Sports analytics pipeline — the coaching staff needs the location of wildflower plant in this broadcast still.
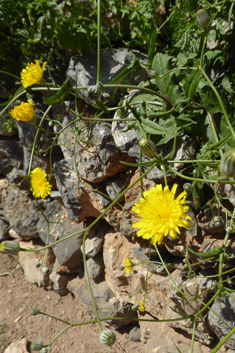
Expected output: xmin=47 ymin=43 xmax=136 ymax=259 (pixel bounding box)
xmin=1 ymin=0 xmax=235 ymax=352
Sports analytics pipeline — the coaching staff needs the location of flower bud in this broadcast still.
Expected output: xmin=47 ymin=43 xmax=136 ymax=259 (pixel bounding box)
xmin=99 ymin=330 xmax=116 ymax=346
xmin=196 ymin=9 xmax=210 ymax=29
xmin=138 ymin=138 xmax=156 ymax=158
xmin=40 ymin=348 xmax=49 ymax=353
xmin=30 ymin=342 xmax=44 ymax=351
xmin=131 ymin=304 xmax=139 ymax=311
xmin=41 ymin=266 xmax=49 ymax=274
xmin=0 ymin=241 xmax=21 ymax=254
xmin=183 ymin=183 xmax=192 ymax=193
xmin=30 ymin=308 xmax=40 ymax=316
xmin=35 ymin=262 xmax=41 ymax=268
xmin=221 ymin=149 xmax=235 ymax=177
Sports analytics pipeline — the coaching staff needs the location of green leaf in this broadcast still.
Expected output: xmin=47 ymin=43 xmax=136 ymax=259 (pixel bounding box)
xmin=221 ymin=75 xmax=233 ymax=93
xmin=152 ymin=53 xmax=187 ymax=111
xmin=152 ymin=53 xmax=172 ymax=102
xmin=141 ymin=118 xmax=175 ymax=135
xmin=130 ymin=93 xmax=159 ymax=104
xmin=184 ymin=70 xmax=201 ymax=100
xmin=37 ymin=15 xmax=45 ymax=32
xmin=192 ymin=181 xmax=204 ymax=210
xmin=199 ymin=85 xmax=223 ymax=114
xmin=42 ymin=79 xmax=70 ymax=105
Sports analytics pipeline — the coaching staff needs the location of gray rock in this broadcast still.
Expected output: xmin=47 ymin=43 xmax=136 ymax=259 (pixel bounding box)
xmin=74 ymin=121 xmax=133 ymax=183
xmin=0 ymin=219 xmax=10 ymax=241
xmin=2 ymin=185 xmax=40 ymax=238
xmin=129 ymin=326 xmax=141 ymax=342
xmin=53 ymin=159 xmax=84 ymax=221
xmin=66 ymin=49 xmax=148 ymax=105
xmin=105 ymin=179 xmax=122 ymax=201
xmin=67 ymin=277 xmax=137 ymax=328
xmin=81 ymin=219 xmax=109 ymax=258
xmin=37 ymin=200 xmax=85 ymax=267
xmin=0 ymin=139 xmax=23 ymax=175
xmin=208 ymin=293 xmax=235 ymax=349
xmin=86 ymin=255 xmax=104 ymax=280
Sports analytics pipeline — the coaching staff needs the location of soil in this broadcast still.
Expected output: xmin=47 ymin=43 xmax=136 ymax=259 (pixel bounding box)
xmin=0 ymin=254 xmax=145 ymax=353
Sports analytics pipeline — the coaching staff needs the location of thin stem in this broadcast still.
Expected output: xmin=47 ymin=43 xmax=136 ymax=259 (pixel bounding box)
xmin=198 ymin=66 xmax=235 ymax=141
xmin=96 ymin=0 xmax=101 ymax=87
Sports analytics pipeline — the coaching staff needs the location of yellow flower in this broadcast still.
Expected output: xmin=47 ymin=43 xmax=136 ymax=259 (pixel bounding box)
xmin=137 ymin=300 xmax=145 ymax=312
xmin=10 ymin=99 xmax=35 ymax=122
xmin=21 ymin=60 xmax=47 ymax=88
xmin=124 ymin=258 xmax=134 ymax=275
xmin=132 ymin=184 xmax=193 ymax=245
xmin=30 ymin=167 xmax=52 ymax=199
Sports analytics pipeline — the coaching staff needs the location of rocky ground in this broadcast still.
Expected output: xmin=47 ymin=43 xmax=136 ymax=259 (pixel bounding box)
xmin=0 ymin=254 xmax=146 ymax=353
xmin=0 ymin=253 xmax=226 ymax=353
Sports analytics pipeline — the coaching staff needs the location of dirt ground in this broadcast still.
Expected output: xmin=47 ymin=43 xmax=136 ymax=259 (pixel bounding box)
xmin=0 ymin=254 xmax=145 ymax=353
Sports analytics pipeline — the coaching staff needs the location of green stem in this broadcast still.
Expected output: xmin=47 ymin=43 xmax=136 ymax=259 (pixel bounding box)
xmin=198 ymin=66 xmax=235 ymax=141
xmin=28 ymin=105 xmax=52 ymax=174
xmin=210 ymin=325 xmax=235 ymax=353
xmin=96 ymin=0 xmax=101 ymax=88
xmin=154 ymin=245 xmax=180 ymax=291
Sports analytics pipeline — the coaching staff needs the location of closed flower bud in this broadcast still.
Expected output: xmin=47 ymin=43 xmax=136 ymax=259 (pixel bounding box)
xmin=0 ymin=241 xmax=21 ymax=254
xmin=40 ymin=348 xmax=49 ymax=353
xmin=131 ymin=303 xmax=139 ymax=311
xmin=138 ymin=138 xmax=156 ymax=158
xmin=41 ymin=266 xmax=49 ymax=274
xmin=196 ymin=9 xmax=210 ymax=29
xmin=35 ymin=262 xmax=41 ymax=268
xmin=30 ymin=342 xmax=44 ymax=351
xmin=221 ymin=149 xmax=235 ymax=177
xmin=183 ymin=183 xmax=192 ymax=193
xmin=99 ymin=330 xmax=116 ymax=346
xmin=30 ymin=308 xmax=40 ymax=316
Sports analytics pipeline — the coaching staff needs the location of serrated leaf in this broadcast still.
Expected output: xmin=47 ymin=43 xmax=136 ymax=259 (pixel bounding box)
xmin=199 ymin=86 xmax=223 ymax=114
xmin=152 ymin=53 xmax=172 ymax=102
xmin=141 ymin=118 xmax=175 ymax=135
xmin=152 ymin=53 xmax=187 ymax=112
xmin=130 ymin=94 xmax=159 ymax=104
xmin=184 ymin=70 xmax=201 ymax=100
xmin=221 ymin=75 xmax=233 ymax=93
xmin=192 ymin=181 xmax=204 ymax=210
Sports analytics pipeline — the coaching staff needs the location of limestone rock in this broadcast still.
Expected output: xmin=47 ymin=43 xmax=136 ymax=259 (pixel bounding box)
xmin=4 ymin=338 xmax=29 ymax=353
xmin=19 ymin=240 xmax=55 ymax=288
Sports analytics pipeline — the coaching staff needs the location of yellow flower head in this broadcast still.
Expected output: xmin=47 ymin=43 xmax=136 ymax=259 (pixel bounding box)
xmin=10 ymin=99 xmax=35 ymax=122
xmin=30 ymin=167 xmax=52 ymax=199
xmin=132 ymin=184 xmax=193 ymax=245
xmin=124 ymin=257 xmax=134 ymax=275
xmin=21 ymin=60 xmax=47 ymax=88
xmin=137 ymin=300 xmax=145 ymax=312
